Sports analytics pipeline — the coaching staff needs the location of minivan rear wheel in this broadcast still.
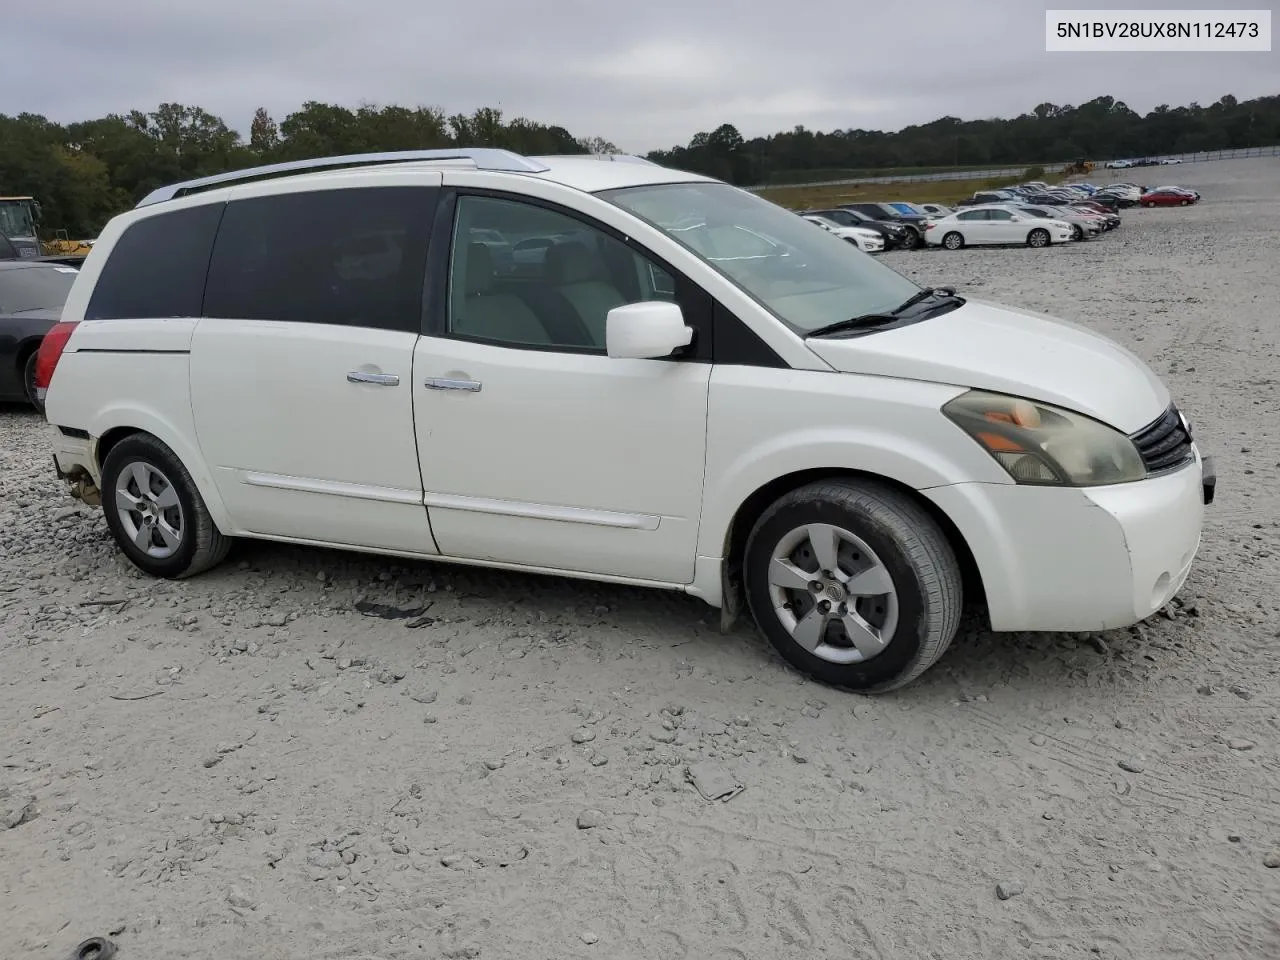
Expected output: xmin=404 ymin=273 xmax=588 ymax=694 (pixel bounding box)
xmin=743 ymin=479 xmax=962 ymax=693
xmin=101 ymin=433 xmax=232 ymax=579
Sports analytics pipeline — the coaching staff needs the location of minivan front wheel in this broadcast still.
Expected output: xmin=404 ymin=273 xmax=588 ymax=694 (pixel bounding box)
xmin=743 ymin=480 xmax=962 ymax=692
xmin=101 ymin=433 xmax=232 ymax=579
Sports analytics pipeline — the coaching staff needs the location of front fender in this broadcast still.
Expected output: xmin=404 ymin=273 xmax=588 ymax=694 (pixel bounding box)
xmin=697 ymin=368 xmax=1012 ymax=559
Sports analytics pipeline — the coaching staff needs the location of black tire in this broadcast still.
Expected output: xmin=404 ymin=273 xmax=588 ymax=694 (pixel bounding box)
xmin=21 ymin=350 xmax=42 ymax=412
xmin=1027 ymin=228 xmax=1050 ymax=248
xmin=1071 ymin=225 xmax=1083 ymax=241
xmin=942 ymin=231 xmax=964 ymax=251
xmin=743 ymin=479 xmax=962 ymax=693
xmin=101 ymin=433 xmax=232 ymax=579
xmin=898 ymin=229 xmax=921 ymax=250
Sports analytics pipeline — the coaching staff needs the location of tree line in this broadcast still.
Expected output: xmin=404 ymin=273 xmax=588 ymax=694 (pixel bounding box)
xmin=0 ymin=102 xmax=618 ymax=238
xmin=3 ymin=93 xmax=1277 ymax=237
xmin=648 ymin=94 xmax=1280 ymax=186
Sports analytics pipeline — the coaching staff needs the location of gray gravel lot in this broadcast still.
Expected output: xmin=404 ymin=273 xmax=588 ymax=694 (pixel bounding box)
xmin=2 ymin=158 xmax=1278 ymax=960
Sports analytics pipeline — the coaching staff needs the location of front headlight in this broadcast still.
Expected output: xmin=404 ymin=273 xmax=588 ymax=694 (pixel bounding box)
xmin=942 ymin=390 xmax=1147 ymax=486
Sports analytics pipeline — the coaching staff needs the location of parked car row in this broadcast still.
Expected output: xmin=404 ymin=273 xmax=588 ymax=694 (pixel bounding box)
xmin=798 ymin=203 xmax=931 ymax=250
xmin=797 ymin=173 xmax=1202 ymax=255
xmin=1106 ymin=157 xmax=1182 ymax=168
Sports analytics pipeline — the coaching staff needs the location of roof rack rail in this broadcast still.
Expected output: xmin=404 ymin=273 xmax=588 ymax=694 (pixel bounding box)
xmin=135 ymin=148 xmax=551 ymax=207
xmin=600 ymin=154 xmax=658 ymax=165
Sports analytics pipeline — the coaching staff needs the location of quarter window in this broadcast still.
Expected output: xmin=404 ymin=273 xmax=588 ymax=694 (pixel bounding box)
xmin=84 ymin=203 xmax=223 ymax=321
xmin=447 ymin=195 xmax=677 ymax=351
xmin=203 ymin=186 xmax=437 ymax=332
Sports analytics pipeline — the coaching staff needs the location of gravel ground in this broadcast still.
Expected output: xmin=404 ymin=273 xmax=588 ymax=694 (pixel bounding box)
xmin=3 ymin=157 xmax=1279 ymax=960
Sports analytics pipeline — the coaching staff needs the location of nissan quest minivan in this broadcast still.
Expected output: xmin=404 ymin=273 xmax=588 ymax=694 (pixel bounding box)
xmin=35 ymin=148 xmax=1216 ymax=692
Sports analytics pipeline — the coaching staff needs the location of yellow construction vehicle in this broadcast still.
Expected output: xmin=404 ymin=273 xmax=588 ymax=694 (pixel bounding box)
xmin=0 ymin=196 xmax=43 ymax=258
xmin=1063 ymin=159 xmax=1095 ymax=176
xmin=0 ymin=196 xmax=92 ymax=261
xmin=43 ymin=230 xmax=94 ymax=257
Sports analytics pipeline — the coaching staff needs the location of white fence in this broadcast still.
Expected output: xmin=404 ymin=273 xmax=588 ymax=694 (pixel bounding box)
xmin=746 ymin=143 xmax=1280 ymax=192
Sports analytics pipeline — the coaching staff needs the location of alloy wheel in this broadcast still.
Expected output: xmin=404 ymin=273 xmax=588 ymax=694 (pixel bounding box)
xmin=114 ymin=461 xmax=186 ymax=559
xmin=766 ymin=522 xmax=899 ymax=664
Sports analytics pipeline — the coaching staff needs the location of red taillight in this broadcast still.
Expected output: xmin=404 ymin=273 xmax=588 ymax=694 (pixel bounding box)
xmin=33 ymin=320 xmax=79 ymax=397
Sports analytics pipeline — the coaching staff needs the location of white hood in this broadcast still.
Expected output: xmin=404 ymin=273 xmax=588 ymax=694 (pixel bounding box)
xmin=806 ymin=298 xmax=1169 ymax=434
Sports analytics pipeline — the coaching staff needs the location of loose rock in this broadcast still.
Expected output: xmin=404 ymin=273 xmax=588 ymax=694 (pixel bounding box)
xmin=996 ymin=880 xmax=1025 ymax=900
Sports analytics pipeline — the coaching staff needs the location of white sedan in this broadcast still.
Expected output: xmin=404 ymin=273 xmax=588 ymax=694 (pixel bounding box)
xmin=923 ymin=205 xmax=1074 ymax=250
xmin=802 ymin=215 xmax=885 ymax=253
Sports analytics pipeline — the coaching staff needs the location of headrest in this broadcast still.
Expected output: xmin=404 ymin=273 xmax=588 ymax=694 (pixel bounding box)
xmin=545 ymin=240 xmax=602 ymax=285
xmin=464 ymin=242 xmax=494 ymax=295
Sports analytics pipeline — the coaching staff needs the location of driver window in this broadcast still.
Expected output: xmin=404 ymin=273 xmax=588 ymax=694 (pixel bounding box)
xmin=447 ymin=195 xmax=676 ymax=351
xmin=987 ymin=210 xmax=1013 ymax=221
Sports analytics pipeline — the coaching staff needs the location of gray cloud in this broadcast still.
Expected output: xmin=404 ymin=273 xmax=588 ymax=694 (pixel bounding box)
xmin=3 ymin=0 xmax=1276 ymax=152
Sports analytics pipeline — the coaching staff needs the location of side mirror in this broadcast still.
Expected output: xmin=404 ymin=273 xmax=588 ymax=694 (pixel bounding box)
xmin=606 ymin=301 xmax=693 ymax=360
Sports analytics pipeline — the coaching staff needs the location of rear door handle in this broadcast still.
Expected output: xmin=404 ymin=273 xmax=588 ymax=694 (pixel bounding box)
xmin=347 ymin=371 xmax=400 ymax=386
xmin=424 ymin=378 xmax=482 ymax=393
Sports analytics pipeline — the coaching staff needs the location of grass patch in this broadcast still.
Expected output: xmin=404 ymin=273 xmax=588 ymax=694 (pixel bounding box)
xmin=757 ymin=169 xmax=1065 ymax=211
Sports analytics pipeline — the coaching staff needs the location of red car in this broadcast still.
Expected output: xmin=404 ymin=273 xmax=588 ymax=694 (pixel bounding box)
xmin=1140 ymin=189 xmax=1198 ymax=207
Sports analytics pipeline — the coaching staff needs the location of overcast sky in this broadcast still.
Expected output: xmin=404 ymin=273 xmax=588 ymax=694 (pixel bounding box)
xmin=4 ymin=0 xmax=1276 ymax=152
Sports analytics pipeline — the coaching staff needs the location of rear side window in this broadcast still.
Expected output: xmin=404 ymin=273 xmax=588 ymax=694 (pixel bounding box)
xmin=84 ymin=203 xmax=224 ymax=321
xmin=203 ymin=186 xmax=437 ymax=333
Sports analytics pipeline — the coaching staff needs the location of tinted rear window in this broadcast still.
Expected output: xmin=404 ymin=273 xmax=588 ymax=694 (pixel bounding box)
xmin=202 ymin=186 xmax=437 ymax=333
xmin=85 ymin=203 xmax=224 ymax=321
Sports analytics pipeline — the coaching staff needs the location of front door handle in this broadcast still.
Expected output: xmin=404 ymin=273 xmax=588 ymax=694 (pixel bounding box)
xmin=347 ymin=371 xmax=400 ymax=386
xmin=424 ymin=378 xmax=482 ymax=393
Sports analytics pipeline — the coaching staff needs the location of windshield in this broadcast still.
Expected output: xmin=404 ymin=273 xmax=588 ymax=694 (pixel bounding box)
xmin=599 ymin=182 xmax=920 ymax=335
xmin=0 ymin=266 xmax=77 ymax=314
xmin=0 ymin=201 xmax=37 ymax=239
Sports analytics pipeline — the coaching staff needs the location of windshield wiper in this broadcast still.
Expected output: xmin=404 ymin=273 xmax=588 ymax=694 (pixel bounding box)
xmin=805 ymin=314 xmax=900 ymax=338
xmin=806 ymin=286 xmax=961 ymax=339
xmin=892 ymin=286 xmax=956 ymax=313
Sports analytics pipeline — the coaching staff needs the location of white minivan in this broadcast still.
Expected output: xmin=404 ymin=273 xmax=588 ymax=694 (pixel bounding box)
xmin=36 ymin=148 xmax=1216 ymax=693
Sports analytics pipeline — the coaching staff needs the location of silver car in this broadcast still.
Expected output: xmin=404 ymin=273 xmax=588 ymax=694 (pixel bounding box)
xmin=997 ymin=203 xmax=1103 ymax=241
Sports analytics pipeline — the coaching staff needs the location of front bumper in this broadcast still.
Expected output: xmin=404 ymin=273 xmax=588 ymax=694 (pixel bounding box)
xmin=926 ymin=451 xmax=1213 ymax=632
